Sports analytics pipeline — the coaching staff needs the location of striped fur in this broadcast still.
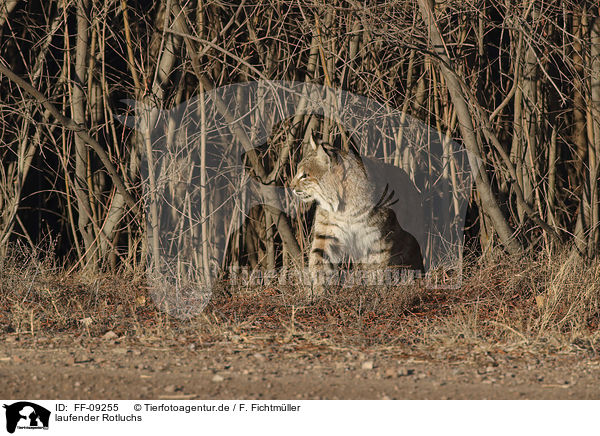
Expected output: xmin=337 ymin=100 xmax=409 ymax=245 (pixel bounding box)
xmin=290 ymin=136 xmax=424 ymax=289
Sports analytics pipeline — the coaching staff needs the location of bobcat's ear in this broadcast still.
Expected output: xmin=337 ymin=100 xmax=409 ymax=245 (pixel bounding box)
xmin=309 ymin=135 xmax=318 ymax=151
xmin=315 ymin=142 xmax=331 ymax=167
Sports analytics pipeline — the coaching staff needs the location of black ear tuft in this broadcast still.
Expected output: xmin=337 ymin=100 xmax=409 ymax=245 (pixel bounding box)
xmin=321 ymin=143 xmax=343 ymax=164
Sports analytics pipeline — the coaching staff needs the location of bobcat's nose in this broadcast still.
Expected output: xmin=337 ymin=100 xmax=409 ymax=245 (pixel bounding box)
xmin=290 ymin=176 xmax=300 ymax=192
xmin=290 ymin=181 xmax=301 ymax=196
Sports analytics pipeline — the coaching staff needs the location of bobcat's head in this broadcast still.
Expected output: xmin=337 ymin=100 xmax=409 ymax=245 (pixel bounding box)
xmin=290 ymin=136 xmax=339 ymax=211
xmin=290 ymin=136 xmax=366 ymax=213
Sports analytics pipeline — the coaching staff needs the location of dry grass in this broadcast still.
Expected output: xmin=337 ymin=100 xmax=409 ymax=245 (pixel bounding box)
xmin=1 ymin=243 xmax=599 ymax=357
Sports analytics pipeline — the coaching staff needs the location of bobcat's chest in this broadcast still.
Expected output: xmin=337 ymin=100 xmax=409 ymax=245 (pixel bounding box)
xmin=322 ymin=211 xmax=382 ymax=262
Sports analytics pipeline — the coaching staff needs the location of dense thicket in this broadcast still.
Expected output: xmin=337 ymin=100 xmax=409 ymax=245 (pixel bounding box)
xmin=0 ymin=0 xmax=599 ymax=274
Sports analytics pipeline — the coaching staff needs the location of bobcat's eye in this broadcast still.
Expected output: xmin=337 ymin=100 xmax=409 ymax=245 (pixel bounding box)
xmin=298 ymin=172 xmax=307 ymax=180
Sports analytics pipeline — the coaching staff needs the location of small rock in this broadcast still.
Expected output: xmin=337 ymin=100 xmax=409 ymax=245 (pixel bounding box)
xmin=398 ymin=368 xmax=415 ymax=377
xmin=253 ymin=353 xmax=265 ymax=361
xmin=164 ymin=385 xmax=176 ymax=393
xmin=102 ymin=331 xmax=118 ymax=340
xmin=79 ymin=317 xmax=93 ymax=327
xmin=212 ymin=374 xmax=225 ymax=383
xmin=361 ymin=360 xmax=374 ymax=370
xmin=384 ymin=368 xmax=397 ymax=378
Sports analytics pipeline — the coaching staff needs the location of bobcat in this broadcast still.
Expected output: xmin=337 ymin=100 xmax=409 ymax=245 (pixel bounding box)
xmin=290 ymin=136 xmax=424 ymax=293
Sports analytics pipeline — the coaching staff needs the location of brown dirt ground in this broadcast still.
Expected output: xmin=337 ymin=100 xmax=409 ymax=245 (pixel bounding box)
xmin=2 ymin=251 xmax=600 ymax=400
xmin=1 ymin=333 xmax=599 ymax=400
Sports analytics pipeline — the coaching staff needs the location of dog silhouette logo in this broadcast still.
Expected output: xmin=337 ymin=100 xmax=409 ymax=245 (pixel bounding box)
xmin=3 ymin=402 xmax=50 ymax=433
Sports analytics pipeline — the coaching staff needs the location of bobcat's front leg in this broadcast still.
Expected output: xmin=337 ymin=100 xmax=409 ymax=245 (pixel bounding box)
xmin=307 ymin=242 xmax=333 ymax=298
xmin=307 ymin=228 xmax=341 ymax=298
